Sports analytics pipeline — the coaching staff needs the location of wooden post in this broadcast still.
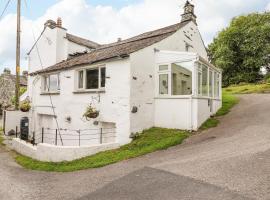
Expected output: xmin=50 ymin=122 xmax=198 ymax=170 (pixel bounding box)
xmin=15 ymin=0 xmax=21 ymax=110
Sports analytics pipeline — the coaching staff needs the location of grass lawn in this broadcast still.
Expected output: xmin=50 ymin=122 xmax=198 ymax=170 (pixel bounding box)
xmin=15 ymin=128 xmax=190 ymax=172
xmin=0 ymin=128 xmax=5 ymax=146
xmin=224 ymin=83 xmax=270 ymax=94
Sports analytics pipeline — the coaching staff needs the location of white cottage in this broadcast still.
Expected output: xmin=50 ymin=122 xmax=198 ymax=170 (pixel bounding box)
xmin=26 ymin=1 xmax=222 ymax=148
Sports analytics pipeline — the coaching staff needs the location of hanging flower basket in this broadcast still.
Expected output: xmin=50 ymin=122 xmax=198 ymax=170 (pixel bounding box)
xmin=20 ymin=100 xmax=31 ymax=112
xmin=83 ymin=105 xmax=99 ymax=120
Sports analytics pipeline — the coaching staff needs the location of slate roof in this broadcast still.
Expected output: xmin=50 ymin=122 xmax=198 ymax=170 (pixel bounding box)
xmin=66 ymin=33 xmax=101 ymax=49
xmin=31 ymin=21 xmax=189 ymax=75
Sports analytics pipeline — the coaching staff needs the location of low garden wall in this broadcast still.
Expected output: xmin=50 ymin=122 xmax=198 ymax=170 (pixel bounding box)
xmin=12 ymin=138 xmax=120 ymax=162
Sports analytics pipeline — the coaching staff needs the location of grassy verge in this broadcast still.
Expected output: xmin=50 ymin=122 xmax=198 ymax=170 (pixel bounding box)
xmin=199 ymin=89 xmax=239 ymax=130
xmin=224 ymin=83 xmax=270 ymax=94
xmin=15 ymin=128 xmax=189 ymax=172
xmin=0 ymin=128 xmax=4 ymax=146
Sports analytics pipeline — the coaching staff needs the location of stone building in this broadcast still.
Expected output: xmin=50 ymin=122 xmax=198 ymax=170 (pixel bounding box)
xmin=0 ymin=68 xmax=28 ymax=112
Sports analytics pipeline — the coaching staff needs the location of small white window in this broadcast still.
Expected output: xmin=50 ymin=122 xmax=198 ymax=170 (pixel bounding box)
xmin=76 ymin=66 xmax=106 ymax=90
xmin=43 ymin=74 xmax=60 ymax=92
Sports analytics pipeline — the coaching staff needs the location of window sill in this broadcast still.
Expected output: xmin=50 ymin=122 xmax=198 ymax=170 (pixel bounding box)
xmin=73 ymin=90 xmax=105 ymax=94
xmin=40 ymin=92 xmax=60 ymax=95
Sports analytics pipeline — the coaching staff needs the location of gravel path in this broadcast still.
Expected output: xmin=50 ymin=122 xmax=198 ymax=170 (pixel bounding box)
xmin=1 ymin=94 xmax=270 ymax=200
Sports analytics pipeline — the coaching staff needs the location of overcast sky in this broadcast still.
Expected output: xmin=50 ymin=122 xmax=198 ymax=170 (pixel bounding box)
xmin=0 ymin=0 xmax=269 ymax=73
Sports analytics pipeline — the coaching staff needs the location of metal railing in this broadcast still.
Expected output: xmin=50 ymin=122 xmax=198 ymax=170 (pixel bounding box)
xmin=15 ymin=127 xmax=116 ymax=147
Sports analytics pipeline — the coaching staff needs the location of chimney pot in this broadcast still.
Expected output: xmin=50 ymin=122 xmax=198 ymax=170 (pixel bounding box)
xmin=57 ymin=17 xmax=62 ymax=28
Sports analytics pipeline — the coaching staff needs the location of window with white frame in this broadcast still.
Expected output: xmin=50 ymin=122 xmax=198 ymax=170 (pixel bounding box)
xmin=76 ymin=66 xmax=106 ymax=90
xmin=157 ymin=62 xmax=193 ymax=96
xmin=171 ymin=63 xmax=192 ymax=95
xmin=43 ymin=74 xmax=60 ymax=92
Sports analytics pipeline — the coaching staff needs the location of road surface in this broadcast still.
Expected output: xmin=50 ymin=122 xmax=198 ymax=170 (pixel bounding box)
xmin=1 ymin=94 xmax=270 ymax=200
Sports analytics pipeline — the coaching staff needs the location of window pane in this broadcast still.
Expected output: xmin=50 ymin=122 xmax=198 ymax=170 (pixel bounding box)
xmin=86 ymin=69 xmax=99 ymax=89
xmin=78 ymin=71 xmax=84 ymax=89
xmin=49 ymin=74 xmax=59 ymax=91
xmin=44 ymin=76 xmax=48 ymax=91
xmin=159 ymin=74 xmax=168 ymax=95
xmin=159 ymin=65 xmax=168 ymax=71
xmin=202 ymin=65 xmax=208 ymax=96
xmin=214 ymin=73 xmax=220 ymax=98
xmin=209 ymin=70 xmax=213 ymax=97
xmin=101 ymin=67 xmax=106 ymax=88
xmin=171 ymin=63 xmax=192 ymax=95
xmin=198 ymin=72 xmax=202 ymax=95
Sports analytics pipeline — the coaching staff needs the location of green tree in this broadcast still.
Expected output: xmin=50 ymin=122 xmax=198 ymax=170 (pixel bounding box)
xmin=208 ymin=12 xmax=270 ymax=86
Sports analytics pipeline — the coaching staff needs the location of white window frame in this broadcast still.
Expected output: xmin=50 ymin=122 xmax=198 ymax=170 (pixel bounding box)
xmin=75 ymin=65 xmax=106 ymax=92
xmin=42 ymin=73 xmax=60 ymax=93
xmin=156 ymin=61 xmax=194 ymax=98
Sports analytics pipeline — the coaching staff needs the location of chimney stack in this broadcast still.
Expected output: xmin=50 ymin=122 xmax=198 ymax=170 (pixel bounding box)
xmin=117 ymin=38 xmax=122 ymax=42
xmin=181 ymin=1 xmax=197 ymax=24
xmin=22 ymin=71 xmax=28 ymax=77
xmin=57 ymin=17 xmax=62 ymax=28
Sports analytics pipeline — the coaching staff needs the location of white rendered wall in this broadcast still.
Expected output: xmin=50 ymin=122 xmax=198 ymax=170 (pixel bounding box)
xmin=12 ymin=138 xmax=119 ymax=162
xmin=3 ymin=111 xmax=29 ymax=135
xmin=129 ymin=21 xmax=208 ymax=134
xmin=29 ymin=58 xmax=131 ymax=146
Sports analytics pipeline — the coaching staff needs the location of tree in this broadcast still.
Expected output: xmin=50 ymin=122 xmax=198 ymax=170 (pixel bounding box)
xmin=208 ymin=12 xmax=270 ymax=86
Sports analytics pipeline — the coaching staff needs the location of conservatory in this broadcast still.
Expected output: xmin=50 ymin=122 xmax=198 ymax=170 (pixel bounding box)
xmin=154 ymin=51 xmax=222 ymax=130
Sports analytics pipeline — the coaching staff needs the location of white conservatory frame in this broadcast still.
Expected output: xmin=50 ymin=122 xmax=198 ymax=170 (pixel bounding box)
xmin=155 ymin=51 xmax=222 ymax=100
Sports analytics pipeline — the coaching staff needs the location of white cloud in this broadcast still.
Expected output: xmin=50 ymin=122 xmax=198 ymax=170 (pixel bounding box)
xmin=267 ymin=2 xmax=270 ymax=10
xmin=0 ymin=0 xmax=268 ymax=73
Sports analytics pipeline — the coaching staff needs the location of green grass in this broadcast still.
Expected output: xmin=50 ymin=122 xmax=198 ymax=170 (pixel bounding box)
xmin=224 ymin=83 xmax=270 ymax=94
xmin=15 ymin=128 xmax=190 ymax=172
xmin=0 ymin=128 xmax=4 ymax=146
xmin=200 ymin=118 xmax=220 ymax=130
xmin=216 ymin=91 xmax=239 ymax=116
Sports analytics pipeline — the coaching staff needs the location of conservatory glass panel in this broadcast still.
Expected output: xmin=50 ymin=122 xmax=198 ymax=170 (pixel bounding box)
xmin=159 ymin=65 xmax=169 ymax=71
xmin=209 ymin=70 xmax=213 ymax=97
xmin=202 ymin=65 xmax=208 ymax=96
xmin=214 ymin=72 xmax=220 ymax=98
xmin=159 ymin=74 xmax=169 ymax=95
xmin=171 ymin=63 xmax=192 ymax=95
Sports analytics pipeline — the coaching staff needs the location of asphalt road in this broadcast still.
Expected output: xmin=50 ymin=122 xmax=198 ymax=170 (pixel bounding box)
xmin=1 ymin=94 xmax=270 ymax=200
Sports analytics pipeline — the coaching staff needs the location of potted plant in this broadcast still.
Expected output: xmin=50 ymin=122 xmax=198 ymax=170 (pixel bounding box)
xmin=20 ymin=100 xmax=31 ymax=112
xmin=83 ymin=104 xmax=99 ymax=120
